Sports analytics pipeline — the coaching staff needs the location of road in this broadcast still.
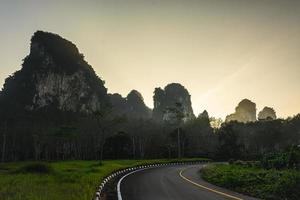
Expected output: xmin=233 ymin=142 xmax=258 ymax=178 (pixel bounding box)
xmin=119 ymin=164 xmax=260 ymax=200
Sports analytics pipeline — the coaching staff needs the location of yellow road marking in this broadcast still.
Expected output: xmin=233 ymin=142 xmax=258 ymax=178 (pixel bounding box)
xmin=179 ymin=167 xmax=243 ymax=200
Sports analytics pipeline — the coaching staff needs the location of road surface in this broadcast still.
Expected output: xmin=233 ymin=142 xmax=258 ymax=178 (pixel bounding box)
xmin=119 ymin=164 xmax=259 ymax=200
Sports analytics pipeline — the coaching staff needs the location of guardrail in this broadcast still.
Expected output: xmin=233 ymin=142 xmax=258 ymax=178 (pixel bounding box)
xmin=94 ymin=161 xmax=210 ymax=200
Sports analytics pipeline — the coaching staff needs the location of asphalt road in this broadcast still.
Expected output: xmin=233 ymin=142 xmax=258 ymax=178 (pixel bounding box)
xmin=119 ymin=164 xmax=260 ymax=200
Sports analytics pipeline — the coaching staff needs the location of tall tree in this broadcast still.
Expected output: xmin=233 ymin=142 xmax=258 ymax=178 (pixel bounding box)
xmin=94 ymin=108 xmax=125 ymax=163
xmin=1 ymin=121 xmax=7 ymax=162
xmin=165 ymin=102 xmax=185 ymax=158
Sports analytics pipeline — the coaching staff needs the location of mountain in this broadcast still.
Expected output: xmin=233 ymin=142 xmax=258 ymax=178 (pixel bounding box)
xmin=198 ymin=110 xmax=209 ymax=119
xmin=153 ymin=83 xmax=195 ymax=122
xmin=0 ymin=31 xmax=109 ymax=115
xmin=126 ymin=90 xmax=152 ymax=119
xmin=109 ymin=90 xmax=151 ymax=120
xmin=225 ymin=99 xmax=256 ymax=123
xmin=258 ymin=106 xmax=277 ymax=120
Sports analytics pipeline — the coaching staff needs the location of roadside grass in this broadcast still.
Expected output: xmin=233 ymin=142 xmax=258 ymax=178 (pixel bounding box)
xmin=200 ymin=163 xmax=300 ymax=200
xmin=0 ymin=158 xmax=210 ymax=200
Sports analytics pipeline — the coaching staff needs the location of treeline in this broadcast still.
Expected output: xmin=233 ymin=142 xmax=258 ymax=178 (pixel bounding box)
xmin=0 ymin=110 xmax=213 ymax=161
xmin=217 ymin=115 xmax=300 ymax=160
xmin=0 ymin=109 xmax=299 ymax=162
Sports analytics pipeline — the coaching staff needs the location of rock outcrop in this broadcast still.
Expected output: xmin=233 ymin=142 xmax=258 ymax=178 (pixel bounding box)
xmin=109 ymin=90 xmax=151 ymax=120
xmin=198 ymin=110 xmax=209 ymax=119
xmin=109 ymin=93 xmax=127 ymax=116
xmin=226 ymin=99 xmax=256 ymax=123
xmin=258 ymin=107 xmax=276 ymax=120
xmin=153 ymin=83 xmax=195 ymax=123
xmin=0 ymin=31 xmax=109 ymax=114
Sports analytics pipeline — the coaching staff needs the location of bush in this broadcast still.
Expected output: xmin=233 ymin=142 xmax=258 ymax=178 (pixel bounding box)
xmin=231 ymin=160 xmax=259 ymax=168
xmin=233 ymin=160 xmax=246 ymax=166
xmin=228 ymin=158 xmax=235 ymax=164
xmin=201 ymin=164 xmax=300 ymax=200
xmin=16 ymin=162 xmax=53 ymax=174
xmin=260 ymin=146 xmax=300 ymax=169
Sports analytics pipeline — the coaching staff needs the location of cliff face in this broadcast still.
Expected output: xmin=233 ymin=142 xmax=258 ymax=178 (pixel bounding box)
xmin=258 ymin=107 xmax=277 ymax=120
xmin=126 ymin=90 xmax=152 ymax=119
xmin=153 ymin=83 xmax=195 ymax=123
xmin=0 ymin=31 xmax=109 ymax=114
xmin=109 ymin=90 xmax=151 ymax=120
xmin=226 ymin=99 xmax=256 ymax=123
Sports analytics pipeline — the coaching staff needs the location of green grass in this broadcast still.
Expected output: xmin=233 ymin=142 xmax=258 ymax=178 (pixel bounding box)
xmin=201 ymin=163 xmax=300 ymax=200
xmin=0 ymin=158 xmax=210 ymax=200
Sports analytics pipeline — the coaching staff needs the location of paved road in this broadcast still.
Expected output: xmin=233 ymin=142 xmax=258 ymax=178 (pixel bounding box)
xmin=119 ymin=164 xmax=260 ymax=200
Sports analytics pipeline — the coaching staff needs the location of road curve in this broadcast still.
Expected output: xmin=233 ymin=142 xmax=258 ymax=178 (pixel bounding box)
xmin=119 ymin=164 xmax=260 ymax=200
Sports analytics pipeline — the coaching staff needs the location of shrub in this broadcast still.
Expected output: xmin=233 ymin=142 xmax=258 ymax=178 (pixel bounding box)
xmin=260 ymin=146 xmax=300 ymax=169
xmin=16 ymin=162 xmax=53 ymax=174
xmin=201 ymin=164 xmax=300 ymax=200
xmin=228 ymin=158 xmax=235 ymax=164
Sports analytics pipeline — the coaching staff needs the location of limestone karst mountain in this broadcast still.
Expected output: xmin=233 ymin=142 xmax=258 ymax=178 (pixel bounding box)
xmin=153 ymin=83 xmax=195 ymax=123
xmin=0 ymin=30 xmax=277 ymax=126
xmin=225 ymin=99 xmax=256 ymax=123
xmin=126 ymin=90 xmax=152 ymax=119
xmin=258 ymin=106 xmax=277 ymax=120
xmin=0 ymin=31 xmax=109 ymax=115
xmin=109 ymin=93 xmax=127 ymax=115
xmin=109 ymin=90 xmax=151 ymax=119
xmin=0 ymin=31 xmax=192 ymax=124
xmin=198 ymin=110 xmax=209 ymax=119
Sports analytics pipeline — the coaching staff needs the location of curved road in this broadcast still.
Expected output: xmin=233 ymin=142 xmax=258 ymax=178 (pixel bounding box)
xmin=119 ymin=164 xmax=259 ymax=200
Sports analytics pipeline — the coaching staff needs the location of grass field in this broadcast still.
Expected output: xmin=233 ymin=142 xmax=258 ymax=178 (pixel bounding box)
xmin=201 ymin=163 xmax=300 ymax=200
xmin=0 ymin=158 xmax=209 ymax=200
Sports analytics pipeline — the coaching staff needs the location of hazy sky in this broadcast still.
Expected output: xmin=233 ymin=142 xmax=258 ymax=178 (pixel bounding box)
xmin=1 ymin=0 xmax=300 ymax=119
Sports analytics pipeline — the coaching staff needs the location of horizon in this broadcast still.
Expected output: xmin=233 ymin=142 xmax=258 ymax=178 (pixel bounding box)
xmin=1 ymin=0 xmax=300 ymax=119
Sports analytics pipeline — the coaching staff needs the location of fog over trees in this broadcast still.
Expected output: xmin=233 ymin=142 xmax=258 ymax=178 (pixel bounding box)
xmin=0 ymin=31 xmax=299 ymax=162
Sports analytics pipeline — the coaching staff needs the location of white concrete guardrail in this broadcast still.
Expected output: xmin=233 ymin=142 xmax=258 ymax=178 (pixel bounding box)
xmin=94 ymin=160 xmax=210 ymax=200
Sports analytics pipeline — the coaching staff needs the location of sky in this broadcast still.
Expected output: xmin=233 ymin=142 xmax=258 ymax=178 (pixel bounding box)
xmin=0 ymin=0 xmax=300 ymax=119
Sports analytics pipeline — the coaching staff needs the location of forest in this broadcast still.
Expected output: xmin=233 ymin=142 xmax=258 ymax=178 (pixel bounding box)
xmin=1 ymin=107 xmax=299 ymax=163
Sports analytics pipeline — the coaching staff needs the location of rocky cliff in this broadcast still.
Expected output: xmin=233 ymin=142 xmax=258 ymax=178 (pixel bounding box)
xmin=109 ymin=90 xmax=151 ymax=120
xmin=153 ymin=83 xmax=195 ymax=123
xmin=226 ymin=99 xmax=256 ymax=123
xmin=258 ymin=106 xmax=277 ymax=120
xmin=0 ymin=31 xmax=109 ymax=114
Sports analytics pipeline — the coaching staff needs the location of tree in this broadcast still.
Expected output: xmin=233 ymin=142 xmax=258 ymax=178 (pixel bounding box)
xmin=209 ymin=117 xmax=223 ymax=129
xmin=104 ymin=132 xmax=132 ymax=159
xmin=217 ymin=122 xmax=245 ymax=160
xmin=165 ymin=102 xmax=185 ymax=158
xmin=1 ymin=121 xmax=7 ymax=162
xmin=94 ymin=108 xmax=125 ymax=163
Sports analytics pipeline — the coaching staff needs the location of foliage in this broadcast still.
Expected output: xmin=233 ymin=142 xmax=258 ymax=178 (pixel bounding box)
xmin=260 ymin=145 xmax=300 ymax=169
xmin=201 ymin=163 xmax=300 ymax=200
xmin=1 ymin=112 xmax=300 ymax=162
xmin=15 ymin=162 xmax=53 ymax=174
xmin=230 ymin=160 xmax=261 ymax=168
xmin=104 ymin=132 xmax=132 ymax=159
xmin=216 ymin=116 xmax=300 ymax=160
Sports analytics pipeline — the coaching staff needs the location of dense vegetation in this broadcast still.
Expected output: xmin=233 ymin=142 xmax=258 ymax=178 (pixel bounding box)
xmin=201 ymin=164 xmax=300 ymax=200
xmin=1 ymin=111 xmax=300 ymax=162
xmin=216 ymin=116 xmax=300 ymax=160
xmin=201 ymin=147 xmax=300 ymax=200
xmin=0 ymin=158 xmax=209 ymax=200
